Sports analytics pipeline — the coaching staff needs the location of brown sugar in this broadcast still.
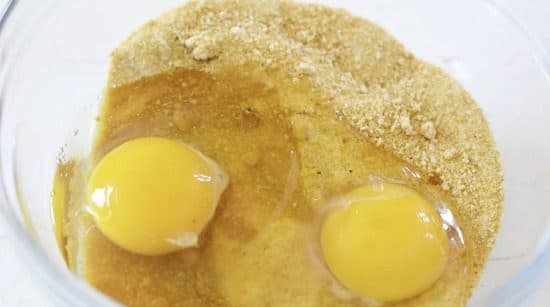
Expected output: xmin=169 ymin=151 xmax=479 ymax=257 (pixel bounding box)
xmin=55 ymin=1 xmax=503 ymax=306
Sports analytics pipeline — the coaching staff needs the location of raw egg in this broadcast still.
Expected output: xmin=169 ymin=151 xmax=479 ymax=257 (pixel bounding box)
xmin=87 ymin=137 xmax=228 ymax=255
xmin=320 ymin=183 xmax=449 ymax=302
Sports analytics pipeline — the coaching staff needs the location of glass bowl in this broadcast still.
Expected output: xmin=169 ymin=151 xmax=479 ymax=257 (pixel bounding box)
xmin=0 ymin=0 xmax=548 ymax=306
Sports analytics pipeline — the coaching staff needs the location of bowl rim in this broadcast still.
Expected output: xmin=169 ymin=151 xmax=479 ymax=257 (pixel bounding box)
xmin=0 ymin=0 xmax=547 ymax=306
xmin=0 ymin=0 xmax=120 ymax=305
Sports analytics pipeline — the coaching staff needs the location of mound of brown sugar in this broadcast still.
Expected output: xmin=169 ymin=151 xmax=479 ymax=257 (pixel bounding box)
xmin=96 ymin=0 xmax=503 ymax=305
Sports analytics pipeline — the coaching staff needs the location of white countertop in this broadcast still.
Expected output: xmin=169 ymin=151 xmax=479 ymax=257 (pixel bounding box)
xmin=0 ymin=0 xmax=548 ymax=306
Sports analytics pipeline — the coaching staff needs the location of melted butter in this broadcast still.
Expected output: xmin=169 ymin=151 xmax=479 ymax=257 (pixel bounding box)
xmin=53 ymin=67 xmax=468 ymax=306
xmin=51 ymin=162 xmax=74 ymax=264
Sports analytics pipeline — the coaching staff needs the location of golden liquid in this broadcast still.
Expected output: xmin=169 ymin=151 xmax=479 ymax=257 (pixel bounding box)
xmin=51 ymin=161 xmax=74 ymax=264
xmin=53 ymin=67 xmax=468 ymax=306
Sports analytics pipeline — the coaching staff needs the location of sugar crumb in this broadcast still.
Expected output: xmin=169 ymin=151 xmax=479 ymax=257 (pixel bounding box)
xmin=420 ymin=121 xmax=436 ymax=140
xmin=399 ymin=114 xmax=415 ymax=135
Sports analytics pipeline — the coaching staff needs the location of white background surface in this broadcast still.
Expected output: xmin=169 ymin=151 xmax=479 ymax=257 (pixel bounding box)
xmin=0 ymin=0 xmax=548 ymax=306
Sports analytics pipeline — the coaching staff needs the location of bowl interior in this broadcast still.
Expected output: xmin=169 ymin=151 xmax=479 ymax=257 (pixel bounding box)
xmin=0 ymin=0 xmax=548 ymax=305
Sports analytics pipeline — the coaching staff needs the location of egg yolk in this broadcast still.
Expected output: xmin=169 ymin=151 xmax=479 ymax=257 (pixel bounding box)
xmin=87 ymin=137 xmax=228 ymax=255
xmin=320 ymin=183 xmax=449 ymax=302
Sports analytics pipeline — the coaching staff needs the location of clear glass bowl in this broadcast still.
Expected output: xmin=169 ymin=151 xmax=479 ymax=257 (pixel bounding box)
xmin=0 ymin=0 xmax=548 ymax=306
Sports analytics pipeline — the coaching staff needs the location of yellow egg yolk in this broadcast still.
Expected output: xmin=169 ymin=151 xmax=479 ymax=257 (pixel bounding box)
xmin=320 ymin=183 xmax=449 ymax=302
xmin=87 ymin=137 xmax=228 ymax=255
